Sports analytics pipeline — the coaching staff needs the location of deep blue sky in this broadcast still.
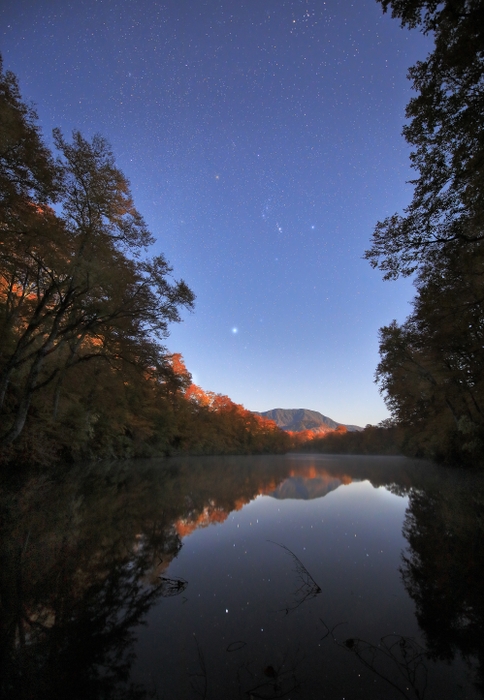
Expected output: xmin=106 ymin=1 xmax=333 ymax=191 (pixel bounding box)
xmin=1 ymin=0 xmax=431 ymax=426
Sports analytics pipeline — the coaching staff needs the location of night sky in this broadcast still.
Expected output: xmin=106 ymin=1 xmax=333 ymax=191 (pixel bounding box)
xmin=1 ymin=0 xmax=431 ymax=426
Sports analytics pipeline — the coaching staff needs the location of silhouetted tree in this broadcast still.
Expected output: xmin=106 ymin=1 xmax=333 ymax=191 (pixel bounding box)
xmin=0 ymin=59 xmax=289 ymax=464
xmin=364 ymin=1 xmax=484 ymax=465
xmin=365 ymin=0 xmax=484 ymax=280
xmin=0 ymin=60 xmax=194 ymax=456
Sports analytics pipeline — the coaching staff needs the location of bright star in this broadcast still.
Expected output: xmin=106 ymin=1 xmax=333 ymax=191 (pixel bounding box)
xmin=232 ymin=327 xmax=238 ymax=334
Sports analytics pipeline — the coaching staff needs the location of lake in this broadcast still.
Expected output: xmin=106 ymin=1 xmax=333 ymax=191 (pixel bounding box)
xmin=1 ymin=454 xmax=483 ymax=699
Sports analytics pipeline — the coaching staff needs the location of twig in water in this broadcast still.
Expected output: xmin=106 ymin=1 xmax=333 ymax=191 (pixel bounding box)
xmin=189 ymin=635 xmax=208 ymax=699
xmin=319 ymin=619 xmax=347 ymax=641
xmin=268 ymin=540 xmax=321 ymax=614
xmin=320 ymin=619 xmax=428 ymax=700
xmin=158 ymin=576 xmax=187 ymax=597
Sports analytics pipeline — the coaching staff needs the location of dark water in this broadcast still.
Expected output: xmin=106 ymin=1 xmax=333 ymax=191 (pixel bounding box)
xmin=1 ymin=454 xmax=483 ymax=699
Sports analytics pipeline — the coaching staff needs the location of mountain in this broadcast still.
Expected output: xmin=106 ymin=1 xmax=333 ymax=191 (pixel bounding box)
xmin=255 ymin=408 xmax=362 ymax=433
xmin=268 ymin=474 xmax=346 ymax=500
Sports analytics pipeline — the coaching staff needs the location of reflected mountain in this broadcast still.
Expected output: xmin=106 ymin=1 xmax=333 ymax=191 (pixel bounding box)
xmin=268 ymin=474 xmax=350 ymax=500
xmin=266 ymin=460 xmax=363 ymax=499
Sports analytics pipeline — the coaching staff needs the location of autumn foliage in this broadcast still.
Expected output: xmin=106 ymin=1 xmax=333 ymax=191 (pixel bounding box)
xmin=166 ymin=361 xmax=291 ymax=455
xmin=0 ymin=61 xmax=290 ymax=466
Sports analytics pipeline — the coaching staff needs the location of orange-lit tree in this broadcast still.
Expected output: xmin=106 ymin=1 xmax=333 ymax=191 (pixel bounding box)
xmin=0 ymin=61 xmax=194 ymax=455
xmin=0 ymin=59 xmax=290 ymax=463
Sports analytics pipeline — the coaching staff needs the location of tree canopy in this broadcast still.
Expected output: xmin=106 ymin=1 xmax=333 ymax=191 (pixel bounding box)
xmin=0 ymin=59 xmax=293 ymax=464
xmin=367 ymin=0 xmax=484 ymax=464
xmin=366 ymin=0 xmax=484 ymax=280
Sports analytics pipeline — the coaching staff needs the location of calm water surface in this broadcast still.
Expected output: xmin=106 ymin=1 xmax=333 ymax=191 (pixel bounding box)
xmin=1 ymin=454 xmax=483 ymax=699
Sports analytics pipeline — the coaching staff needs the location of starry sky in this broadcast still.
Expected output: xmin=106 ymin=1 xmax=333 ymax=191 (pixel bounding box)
xmin=1 ymin=0 xmax=431 ymax=426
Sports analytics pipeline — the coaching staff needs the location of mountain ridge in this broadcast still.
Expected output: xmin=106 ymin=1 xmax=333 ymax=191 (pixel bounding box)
xmin=255 ymin=408 xmax=363 ymax=433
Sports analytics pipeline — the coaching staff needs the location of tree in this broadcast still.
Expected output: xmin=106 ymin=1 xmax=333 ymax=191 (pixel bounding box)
xmin=0 ymin=59 xmax=289 ymax=462
xmin=365 ymin=1 xmax=484 ymax=463
xmin=376 ymin=247 xmax=484 ymax=460
xmin=0 ymin=62 xmax=194 ymax=450
xmin=365 ymin=0 xmax=484 ymax=280
xmin=0 ymin=56 xmax=59 ymax=223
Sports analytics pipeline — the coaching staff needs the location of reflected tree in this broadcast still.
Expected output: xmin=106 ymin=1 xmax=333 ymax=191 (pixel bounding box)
xmin=0 ymin=456 xmax=303 ymax=699
xmin=0 ymin=464 xmax=186 ymax=700
xmin=401 ymin=474 xmax=484 ymax=694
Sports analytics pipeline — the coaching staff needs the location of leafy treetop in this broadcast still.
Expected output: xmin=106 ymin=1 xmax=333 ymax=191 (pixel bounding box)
xmin=366 ymin=0 xmax=484 ymax=279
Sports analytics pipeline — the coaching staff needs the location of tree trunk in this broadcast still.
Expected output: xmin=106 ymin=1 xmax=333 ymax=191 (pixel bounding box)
xmin=0 ymin=336 xmax=53 ymax=445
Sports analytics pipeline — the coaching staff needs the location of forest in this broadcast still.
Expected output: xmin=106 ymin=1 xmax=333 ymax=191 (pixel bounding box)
xmin=1 ymin=0 xmax=483 ymax=468
xmin=0 ymin=58 xmax=290 ymax=465
xmin=364 ymin=0 xmax=484 ymax=467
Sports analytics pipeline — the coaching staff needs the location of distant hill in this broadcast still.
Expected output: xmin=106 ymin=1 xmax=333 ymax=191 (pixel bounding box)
xmin=256 ymin=408 xmax=362 ymax=433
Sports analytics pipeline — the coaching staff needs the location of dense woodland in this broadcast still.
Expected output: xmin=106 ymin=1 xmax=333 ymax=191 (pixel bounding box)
xmin=1 ymin=0 xmax=483 ymax=468
xmin=297 ymin=423 xmax=403 ymax=456
xmin=0 ymin=59 xmax=290 ymax=465
xmin=364 ymin=0 xmax=484 ymax=466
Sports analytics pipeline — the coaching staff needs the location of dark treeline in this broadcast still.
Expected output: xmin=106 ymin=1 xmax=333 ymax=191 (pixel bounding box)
xmin=0 ymin=59 xmax=290 ymax=466
xmin=363 ymin=0 xmax=484 ymax=466
xmin=297 ymin=423 xmax=403 ymax=456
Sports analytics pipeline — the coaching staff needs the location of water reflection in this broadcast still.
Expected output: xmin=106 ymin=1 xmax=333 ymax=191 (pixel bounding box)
xmin=0 ymin=455 xmax=482 ymax=699
xmin=0 ymin=466 xmax=183 ymax=699
xmin=401 ymin=469 xmax=484 ymax=696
